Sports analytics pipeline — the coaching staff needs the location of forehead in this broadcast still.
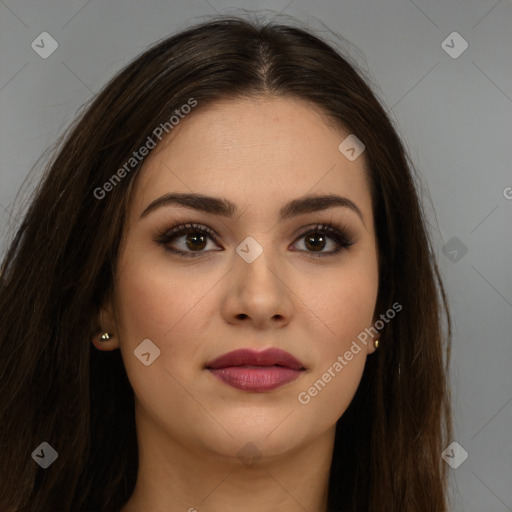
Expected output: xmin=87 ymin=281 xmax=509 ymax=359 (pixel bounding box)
xmin=131 ymin=96 xmax=373 ymax=227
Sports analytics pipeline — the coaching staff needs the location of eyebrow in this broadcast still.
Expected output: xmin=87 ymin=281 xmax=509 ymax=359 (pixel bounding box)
xmin=140 ymin=192 xmax=366 ymax=226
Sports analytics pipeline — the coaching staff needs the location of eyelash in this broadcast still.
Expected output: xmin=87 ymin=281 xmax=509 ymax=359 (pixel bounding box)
xmin=155 ymin=221 xmax=356 ymax=259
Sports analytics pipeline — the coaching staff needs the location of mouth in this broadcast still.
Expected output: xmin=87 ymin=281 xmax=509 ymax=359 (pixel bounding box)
xmin=205 ymin=348 xmax=306 ymax=392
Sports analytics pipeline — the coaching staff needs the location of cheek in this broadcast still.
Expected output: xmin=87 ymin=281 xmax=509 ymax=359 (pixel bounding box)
xmin=115 ymin=254 xmax=213 ymax=344
xmin=294 ymin=268 xmax=377 ymax=421
xmin=113 ymin=253 xmax=223 ymax=399
xmin=113 ymin=257 xmax=217 ymax=430
xmin=307 ymin=261 xmax=379 ymax=352
xmin=296 ymin=350 xmax=366 ymax=438
xmin=293 ymin=265 xmax=377 ymax=414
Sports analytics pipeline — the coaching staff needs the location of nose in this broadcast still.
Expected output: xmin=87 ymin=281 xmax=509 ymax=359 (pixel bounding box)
xmin=221 ymin=245 xmax=294 ymax=330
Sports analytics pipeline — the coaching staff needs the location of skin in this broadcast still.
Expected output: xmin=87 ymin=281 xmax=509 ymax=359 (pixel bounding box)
xmin=95 ymin=96 xmax=380 ymax=512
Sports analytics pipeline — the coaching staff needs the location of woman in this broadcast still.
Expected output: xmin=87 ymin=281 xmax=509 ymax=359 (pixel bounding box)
xmin=0 ymin=16 xmax=452 ymax=512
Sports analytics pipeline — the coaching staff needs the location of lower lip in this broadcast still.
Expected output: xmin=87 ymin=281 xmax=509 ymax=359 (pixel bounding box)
xmin=208 ymin=366 xmax=303 ymax=392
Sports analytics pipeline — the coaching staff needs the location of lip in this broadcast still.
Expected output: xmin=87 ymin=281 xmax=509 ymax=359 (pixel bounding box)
xmin=205 ymin=348 xmax=306 ymax=392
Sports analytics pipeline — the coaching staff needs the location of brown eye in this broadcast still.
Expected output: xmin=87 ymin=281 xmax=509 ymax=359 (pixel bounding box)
xmin=155 ymin=223 xmax=221 ymax=258
xmin=292 ymin=223 xmax=355 ymax=257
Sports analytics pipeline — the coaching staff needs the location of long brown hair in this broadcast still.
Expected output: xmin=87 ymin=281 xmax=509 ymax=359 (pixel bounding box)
xmin=0 ymin=15 xmax=452 ymax=512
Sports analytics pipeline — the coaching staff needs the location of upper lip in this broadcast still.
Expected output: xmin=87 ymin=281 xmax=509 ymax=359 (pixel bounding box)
xmin=206 ymin=348 xmax=305 ymax=370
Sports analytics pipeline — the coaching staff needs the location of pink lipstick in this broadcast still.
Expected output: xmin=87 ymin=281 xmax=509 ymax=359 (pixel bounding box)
xmin=205 ymin=348 xmax=306 ymax=392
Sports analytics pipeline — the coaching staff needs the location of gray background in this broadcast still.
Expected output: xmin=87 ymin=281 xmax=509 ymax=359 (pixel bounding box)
xmin=1 ymin=1 xmax=511 ymax=510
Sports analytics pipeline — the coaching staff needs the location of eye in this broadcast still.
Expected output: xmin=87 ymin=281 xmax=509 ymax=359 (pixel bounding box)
xmin=291 ymin=222 xmax=356 ymax=257
xmin=155 ymin=221 xmax=356 ymax=259
xmin=155 ymin=223 xmax=221 ymax=258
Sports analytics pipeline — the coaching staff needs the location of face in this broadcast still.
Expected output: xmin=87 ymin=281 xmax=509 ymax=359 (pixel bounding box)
xmin=101 ymin=96 xmax=379 ymax=462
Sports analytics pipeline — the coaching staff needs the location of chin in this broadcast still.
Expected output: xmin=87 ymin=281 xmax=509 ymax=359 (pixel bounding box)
xmin=192 ymin=417 xmax=312 ymax=462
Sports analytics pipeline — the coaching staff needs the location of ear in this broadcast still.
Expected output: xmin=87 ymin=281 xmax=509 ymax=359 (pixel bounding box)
xmin=366 ymin=333 xmax=380 ymax=355
xmin=91 ymin=298 xmax=120 ymax=352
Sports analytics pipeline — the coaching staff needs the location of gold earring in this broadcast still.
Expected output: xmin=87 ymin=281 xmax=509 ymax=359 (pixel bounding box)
xmin=100 ymin=332 xmax=113 ymax=342
xmin=374 ymin=339 xmax=379 ymax=349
